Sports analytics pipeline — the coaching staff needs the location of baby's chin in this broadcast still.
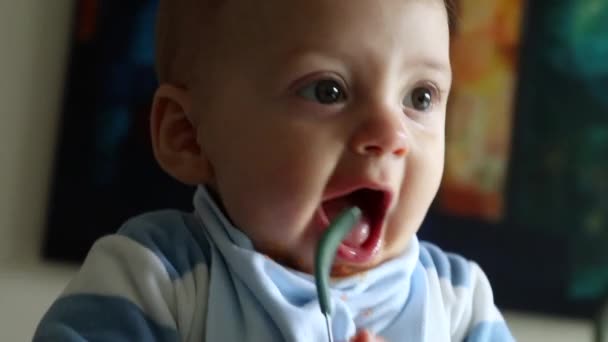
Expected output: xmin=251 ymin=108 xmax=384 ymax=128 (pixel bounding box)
xmin=329 ymin=262 xmax=379 ymax=278
xmin=329 ymin=249 xmax=396 ymax=278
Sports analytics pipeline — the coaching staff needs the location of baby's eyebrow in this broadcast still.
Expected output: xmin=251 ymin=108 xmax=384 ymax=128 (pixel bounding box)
xmin=405 ymin=57 xmax=452 ymax=77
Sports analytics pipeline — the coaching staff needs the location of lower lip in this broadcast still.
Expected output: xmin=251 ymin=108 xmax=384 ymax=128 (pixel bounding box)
xmin=335 ymin=220 xmax=382 ymax=264
xmin=314 ymin=209 xmax=383 ymax=264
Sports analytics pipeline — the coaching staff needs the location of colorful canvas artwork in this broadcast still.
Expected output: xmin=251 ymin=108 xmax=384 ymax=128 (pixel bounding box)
xmin=507 ymin=0 xmax=608 ymax=306
xmin=426 ymin=0 xmax=607 ymax=320
xmin=44 ymin=0 xmax=194 ymax=261
xmin=439 ymin=0 xmax=523 ymax=221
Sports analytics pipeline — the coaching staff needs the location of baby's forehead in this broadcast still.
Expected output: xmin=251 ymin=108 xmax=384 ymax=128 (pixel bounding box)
xmin=156 ymin=0 xmax=450 ymax=84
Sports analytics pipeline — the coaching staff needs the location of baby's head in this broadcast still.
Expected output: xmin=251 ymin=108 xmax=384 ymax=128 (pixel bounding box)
xmin=151 ymin=0 xmax=453 ymax=276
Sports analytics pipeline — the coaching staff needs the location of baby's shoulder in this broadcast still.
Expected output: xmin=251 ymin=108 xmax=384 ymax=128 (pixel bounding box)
xmin=416 ymin=241 xmax=513 ymax=341
xmin=114 ymin=210 xmax=212 ymax=278
xmin=417 ymin=240 xmax=473 ymax=289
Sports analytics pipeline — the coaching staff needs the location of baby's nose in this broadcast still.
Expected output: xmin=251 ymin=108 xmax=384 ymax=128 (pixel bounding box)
xmin=349 ymin=107 xmax=408 ymax=158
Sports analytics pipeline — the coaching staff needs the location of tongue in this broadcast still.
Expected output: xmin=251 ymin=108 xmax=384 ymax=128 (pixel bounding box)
xmin=323 ymin=198 xmax=370 ymax=247
xmin=342 ymin=218 xmax=371 ymax=247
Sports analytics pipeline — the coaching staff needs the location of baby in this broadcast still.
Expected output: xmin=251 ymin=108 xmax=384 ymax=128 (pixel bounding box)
xmin=35 ymin=0 xmax=515 ymax=341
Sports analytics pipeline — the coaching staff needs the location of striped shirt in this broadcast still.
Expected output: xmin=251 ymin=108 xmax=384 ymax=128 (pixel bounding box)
xmin=34 ymin=187 xmax=514 ymax=341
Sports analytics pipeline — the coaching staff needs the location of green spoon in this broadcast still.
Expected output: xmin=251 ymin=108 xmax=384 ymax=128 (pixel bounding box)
xmin=314 ymin=206 xmax=362 ymax=342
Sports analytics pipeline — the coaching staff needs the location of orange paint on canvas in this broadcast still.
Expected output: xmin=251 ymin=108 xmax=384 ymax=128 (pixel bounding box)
xmin=439 ymin=0 xmax=524 ymax=221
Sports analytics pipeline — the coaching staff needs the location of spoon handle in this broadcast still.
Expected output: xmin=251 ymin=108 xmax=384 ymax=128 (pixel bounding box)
xmin=314 ymin=206 xmax=362 ymax=316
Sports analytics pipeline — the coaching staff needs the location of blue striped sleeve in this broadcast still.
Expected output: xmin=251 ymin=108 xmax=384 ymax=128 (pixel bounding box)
xmin=419 ymin=241 xmax=471 ymax=288
xmin=462 ymin=262 xmax=515 ymax=341
xmin=34 ymin=295 xmax=179 ymax=342
xmin=419 ymin=242 xmax=515 ymax=341
xmin=34 ymin=210 xmax=210 ymax=341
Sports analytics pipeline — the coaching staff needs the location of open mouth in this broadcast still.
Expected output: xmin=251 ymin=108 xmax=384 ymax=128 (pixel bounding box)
xmin=318 ymin=188 xmax=392 ymax=263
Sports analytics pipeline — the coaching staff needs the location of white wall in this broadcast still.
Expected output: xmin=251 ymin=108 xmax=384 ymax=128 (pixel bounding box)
xmin=0 ymin=0 xmax=78 ymax=340
xmin=0 ymin=1 xmax=600 ymax=341
xmin=0 ymin=0 xmax=73 ymax=265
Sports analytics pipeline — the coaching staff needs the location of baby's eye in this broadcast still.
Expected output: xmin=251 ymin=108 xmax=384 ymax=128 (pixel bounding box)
xmin=403 ymin=86 xmax=436 ymax=112
xmin=297 ymin=79 xmax=347 ymax=105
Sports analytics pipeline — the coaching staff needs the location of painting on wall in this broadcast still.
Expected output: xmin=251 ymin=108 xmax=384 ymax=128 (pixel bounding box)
xmin=44 ymin=0 xmax=194 ymax=261
xmin=423 ymin=0 xmax=608 ymax=321
xmin=507 ymin=0 xmax=608 ymax=314
xmin=438 ymin=0 xmax=523 ymax=221
xmin=45 ymin=0 xmax=607 ymax=322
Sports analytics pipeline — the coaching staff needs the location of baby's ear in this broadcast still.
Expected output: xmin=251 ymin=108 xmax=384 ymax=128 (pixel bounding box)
xmin=150 ymin=84 xmax=213 ymax=185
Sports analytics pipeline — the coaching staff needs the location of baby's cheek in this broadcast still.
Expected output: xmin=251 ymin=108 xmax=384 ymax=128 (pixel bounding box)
xmin=382 ymin=198 xmax=419 ymax=253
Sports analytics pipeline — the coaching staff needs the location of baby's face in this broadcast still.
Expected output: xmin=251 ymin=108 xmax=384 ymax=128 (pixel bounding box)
xmin=193 ymin=0 xmax=451 ymax=276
